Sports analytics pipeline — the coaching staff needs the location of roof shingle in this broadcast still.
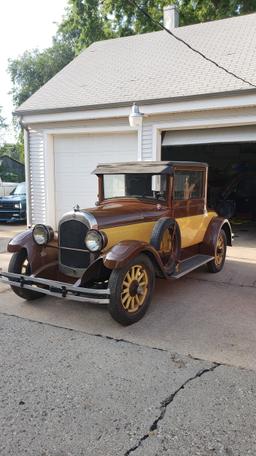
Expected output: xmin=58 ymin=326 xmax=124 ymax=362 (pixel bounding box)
xmin=16 ymin=12 xmax=256 ymax=114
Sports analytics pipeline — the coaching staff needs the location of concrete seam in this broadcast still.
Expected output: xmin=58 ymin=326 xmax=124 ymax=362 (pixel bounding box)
xmin=0 ymin=311 xmax=167 ymax=353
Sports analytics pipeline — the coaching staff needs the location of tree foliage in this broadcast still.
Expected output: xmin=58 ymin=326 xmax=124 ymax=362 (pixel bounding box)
xmin=8 ymin=41 xmax=75 ymax=108
xmin=0 ymin=107 xmax=8 ymax=145
xmin=0 ymin=142 xmax=23 ymax=162
xmin=62 ymin=0 xmax=256 ymax=46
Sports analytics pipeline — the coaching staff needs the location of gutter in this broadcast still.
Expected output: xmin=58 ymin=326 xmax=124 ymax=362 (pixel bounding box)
xmin=13 ymin=87 xmax=256 ymax=117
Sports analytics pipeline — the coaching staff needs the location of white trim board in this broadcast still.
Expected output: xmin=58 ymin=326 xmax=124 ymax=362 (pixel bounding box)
xmin=162 ymin=125 xmax=256 ymax=146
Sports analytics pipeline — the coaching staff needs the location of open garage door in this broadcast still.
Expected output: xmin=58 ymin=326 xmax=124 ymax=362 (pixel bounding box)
xmin=162 ymin=126 xmax=256 ymax=246
xmin=54 ymin=131 xmax=137 ymax=223
xmin=162 ymin=127 xmax=256 ymax=221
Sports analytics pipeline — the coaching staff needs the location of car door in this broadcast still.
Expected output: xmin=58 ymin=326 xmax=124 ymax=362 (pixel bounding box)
xmin=172 ymin=166 xmax=210 ymax=248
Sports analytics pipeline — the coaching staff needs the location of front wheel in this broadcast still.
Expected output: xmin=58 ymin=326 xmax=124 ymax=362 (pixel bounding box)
xmin=8 ymin=250 xmax=45 ymax=300
xmin=207 ymin=229 xmax=227 ymax=273
xmin=108 ymin=254 xmax=155 ymax=325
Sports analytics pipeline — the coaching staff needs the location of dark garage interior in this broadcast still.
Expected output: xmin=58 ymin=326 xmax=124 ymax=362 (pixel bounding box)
xmin=162 ymin=142 xmax=256 ymax=222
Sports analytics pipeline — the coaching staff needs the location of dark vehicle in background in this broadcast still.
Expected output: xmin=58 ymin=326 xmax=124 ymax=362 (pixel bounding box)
xmin=0 ymin=182 xmax=26 ymax=222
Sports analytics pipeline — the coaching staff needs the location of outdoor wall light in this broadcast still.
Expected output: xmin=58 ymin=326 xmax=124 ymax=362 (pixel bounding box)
xmin=129 ymin=103 xmax=144 ymax=128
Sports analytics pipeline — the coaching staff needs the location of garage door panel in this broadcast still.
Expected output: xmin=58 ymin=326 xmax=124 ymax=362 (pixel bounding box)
xmin=54 ymin=132 xmax=137 ymax=223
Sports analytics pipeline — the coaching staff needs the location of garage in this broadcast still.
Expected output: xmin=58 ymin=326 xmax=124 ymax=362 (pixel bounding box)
xmin=53 ymin=131 xmax=137 ymax=223
xmin=162 ymin=126 xmax=256 ymax=224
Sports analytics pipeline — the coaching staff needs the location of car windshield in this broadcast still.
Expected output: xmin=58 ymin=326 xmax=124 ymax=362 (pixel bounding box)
xmin=103 ymin=174 xmax=167 ymax=201
xmin=11 ymin=182 xmax=26 ymax=196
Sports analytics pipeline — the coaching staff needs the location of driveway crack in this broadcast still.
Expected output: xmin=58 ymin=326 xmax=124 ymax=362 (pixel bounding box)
xmin=124 ymin=363 xmax=220 ymax=455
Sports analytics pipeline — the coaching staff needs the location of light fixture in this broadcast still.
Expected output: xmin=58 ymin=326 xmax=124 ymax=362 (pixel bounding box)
xmin=129 ymin=103 xmax=144 ymax=128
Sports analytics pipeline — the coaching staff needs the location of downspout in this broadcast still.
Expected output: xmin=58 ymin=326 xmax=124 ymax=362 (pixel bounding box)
xmin=19 ymin=119 xmax=32 ymax=228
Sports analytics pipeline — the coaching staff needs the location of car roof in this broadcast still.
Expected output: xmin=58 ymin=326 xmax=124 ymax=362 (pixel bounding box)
xmin=93 ymin=161 xmax=208 ymax=175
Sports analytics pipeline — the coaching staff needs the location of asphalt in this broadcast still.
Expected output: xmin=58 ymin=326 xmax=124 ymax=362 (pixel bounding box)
xmin=0 ymin=223 xmax=255 ymax=455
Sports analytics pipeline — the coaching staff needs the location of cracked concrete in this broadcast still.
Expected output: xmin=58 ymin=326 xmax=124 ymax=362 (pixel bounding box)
xmin=0 ymin=314 xmax=212 ymax=456
xmin=125 ymin=364 xmax=220 ymax=455
xmin=132 ymin=364 xmax=256 ymax=456
xmin=1 ymin=314 xmax=256 ymax=456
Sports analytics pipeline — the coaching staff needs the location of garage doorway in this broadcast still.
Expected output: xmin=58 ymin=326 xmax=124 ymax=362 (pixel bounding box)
xmin=162 ymin=141 xmax=256 ymax=246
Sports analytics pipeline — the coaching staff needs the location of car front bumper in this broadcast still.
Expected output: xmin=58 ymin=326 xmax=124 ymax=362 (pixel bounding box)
xmin=0 ymin=210 xmax=26 ymax=222
xmin=0 ymin=271 xmax=110 ymax=304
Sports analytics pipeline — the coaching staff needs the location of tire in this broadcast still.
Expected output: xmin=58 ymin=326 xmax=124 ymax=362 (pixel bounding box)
xmin=150 ymin=218 xmax=180 ymax=271
xmin=207 ymin=229 xmax=227 ymax=273
xmin=8 ymin=250 xmax=45 ymax=300
xmin=108 ymin=254 xmax=155 ymax=326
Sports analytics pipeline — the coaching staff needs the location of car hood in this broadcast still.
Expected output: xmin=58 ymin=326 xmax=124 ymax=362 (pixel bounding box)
xmin=83 ymin=199 xmax=169 ymax=229
xmin=0 ymin=195 xmax=26 ymax=203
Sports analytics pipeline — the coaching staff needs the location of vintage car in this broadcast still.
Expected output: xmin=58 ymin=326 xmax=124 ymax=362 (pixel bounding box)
xmin=0 ymin=161 xmax=232 ymax=325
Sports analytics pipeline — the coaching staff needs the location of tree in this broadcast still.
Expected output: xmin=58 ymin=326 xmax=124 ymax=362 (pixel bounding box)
xmin=0 ymin=143 xmax=23 ymax=162
xmin=57 ymin=0 xmax=114 ymax=55
xmin=0 ymin=107 xmax=8 ymax=144
xmin=8 ymin=41 xmax=75 ymax=108
xmin=56 ymin=0 xmax=256 ymax=51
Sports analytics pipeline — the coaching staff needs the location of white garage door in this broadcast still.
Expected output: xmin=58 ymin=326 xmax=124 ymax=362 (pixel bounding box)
xmin=54 ymin=132 xmax=137 ymax=222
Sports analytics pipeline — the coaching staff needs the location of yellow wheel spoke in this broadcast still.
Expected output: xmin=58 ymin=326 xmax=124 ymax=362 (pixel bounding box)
xmin=121 ymin=287 xmax=130 ymax=294
xmin=121 ymin=292 xmax=130 ymax=303
xmin=135 ymin=295 xmax=141 ymax=306
xmin=126 ymin=271 xmax=132 ymax=283
xmin=130 ymin=297 xmax=135 ymax=310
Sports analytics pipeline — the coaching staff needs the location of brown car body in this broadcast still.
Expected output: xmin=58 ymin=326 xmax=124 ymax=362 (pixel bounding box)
xmin=1 ymin=161 xmax=232 ymax=325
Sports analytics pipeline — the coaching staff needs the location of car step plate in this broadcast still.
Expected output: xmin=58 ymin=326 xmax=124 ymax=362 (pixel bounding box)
xmin=171 ymin=254 xmax=214 ymax=279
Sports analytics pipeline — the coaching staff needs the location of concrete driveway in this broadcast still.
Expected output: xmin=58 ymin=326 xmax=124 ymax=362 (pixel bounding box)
xmin=0 ymin=223 xmax=256 ymax=455
xmin=0 ymin=223 xmax=255 ymax=370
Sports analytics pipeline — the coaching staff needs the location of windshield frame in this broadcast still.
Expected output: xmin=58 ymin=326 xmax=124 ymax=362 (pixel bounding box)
xmin=100 ymin=173 xmax=169 ymax=203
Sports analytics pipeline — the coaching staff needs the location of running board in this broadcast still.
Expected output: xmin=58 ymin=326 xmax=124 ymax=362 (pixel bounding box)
xmin=171 ymin=254 xmax=214 ymax=279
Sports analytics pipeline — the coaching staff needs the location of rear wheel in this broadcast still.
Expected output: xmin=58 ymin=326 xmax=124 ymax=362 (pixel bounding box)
xmin=108 ymin=254 xmax=155 ymax=325
xmin=207 ymin=229 xmax=227 ymax=273
xmin=8 ymin=250 xmax=45 ymax=300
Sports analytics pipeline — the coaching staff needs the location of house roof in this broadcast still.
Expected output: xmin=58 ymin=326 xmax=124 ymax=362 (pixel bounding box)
xmin=16 ymin=13 xmax=256 ymax=115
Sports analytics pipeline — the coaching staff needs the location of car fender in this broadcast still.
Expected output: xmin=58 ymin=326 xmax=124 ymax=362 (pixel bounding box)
xmin=103 ymin=240 xmax=167 ymax=277
xmin=201 ymin=216 xmax=232 ymax=257
xmin=8 ymin=229 xmax=58 ymax=273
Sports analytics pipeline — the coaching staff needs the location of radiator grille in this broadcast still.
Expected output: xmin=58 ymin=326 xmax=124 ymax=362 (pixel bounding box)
xmin=59 ymin=219 xmax=90 ymax=270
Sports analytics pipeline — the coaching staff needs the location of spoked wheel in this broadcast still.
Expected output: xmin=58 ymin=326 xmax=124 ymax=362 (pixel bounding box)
xmin=108 ymin=254 xmax=155 ymax=325
xmin=159 ymin=228 xmax=173 ymax=266
xmin=207 ymin=229 xmax=227 ymax=273
xmin=150 ymin=218 xmax=180 ymax=273
xmin=8 ymin=250 xmax=45 ymax=300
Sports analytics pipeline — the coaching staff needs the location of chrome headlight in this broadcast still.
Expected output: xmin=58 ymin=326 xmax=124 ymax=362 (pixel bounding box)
xmin=14 ymin=202 xmax=21 ymax=209
xmin=32 ymin=224 xmax=54 ymax=246
xmin=85 ymin=230 xmax=107 ymax=252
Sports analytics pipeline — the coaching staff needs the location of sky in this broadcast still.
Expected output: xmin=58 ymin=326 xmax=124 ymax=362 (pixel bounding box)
xmin=0 ymin=0 xmax=67 ymax=142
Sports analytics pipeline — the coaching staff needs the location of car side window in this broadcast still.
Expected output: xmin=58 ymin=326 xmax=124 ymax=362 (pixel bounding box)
xmin=174 ymin=170 xmax=204 ymax=200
